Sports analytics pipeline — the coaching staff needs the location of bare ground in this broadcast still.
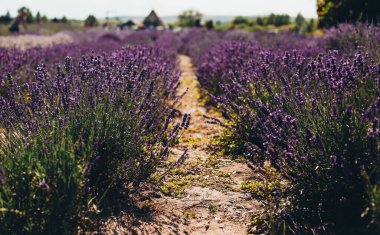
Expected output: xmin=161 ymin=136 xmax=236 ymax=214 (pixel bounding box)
xmin=99 ymin=55 xmax=260 ymax=234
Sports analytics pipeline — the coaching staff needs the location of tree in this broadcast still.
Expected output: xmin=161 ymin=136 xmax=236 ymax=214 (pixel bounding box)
xmin=274 ymin=14 xmax=290 ymax=26
xmin=84 ymin=15 xmax=98 ymax=27
xmin=61 ymin=16 xmax=68 ymax=24
xmin=177 ymin=10 xmax=203 ymax=27
xmin=232 ymin=16 xmax=251 ymax=25
xmin=294 ymin=13 xmax=306 ymax=32
xmin=295 ymin=13 xmax=305 ymax=27
xmin=256 ymin=17 xmax=264 ymax=26
xmin=264 ymin=14 xmax=290 ymax=26
xmin=0 ymin=11 xmax=12 ymax=24
xmin=41 ymin=15 xmax=48 ymax=22
xmin=306 ymin=19 xmax=315 ymax=33
xmin=266 ymin=13 xmax=276 ymax=25
xmin=204 ymin=20 xmax=214 ymax=29
xmin=18 ymin=7 xmax=34 ymax=23
xmin=36 ymin=11 xmax=41 ymax=23
xmin=317 ymin=0 xmax=380 ymax=28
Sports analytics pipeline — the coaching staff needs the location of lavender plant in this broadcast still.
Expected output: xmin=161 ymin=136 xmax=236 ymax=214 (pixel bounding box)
xmin=0 ymin=40 xmax=123 ymax=89
xmin=0 ymin=43 xmax=184 ymax=233
xmin=321 ymin=23 xmax=380 ymax=60
xmin=198 ymin=39 xmax=379 ymax=233
xmin=197 ymin=40 xmax=261 ymax=102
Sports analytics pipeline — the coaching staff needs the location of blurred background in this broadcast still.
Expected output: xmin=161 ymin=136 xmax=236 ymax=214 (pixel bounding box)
xmin=0 ymin=0 xmax=378 ymax=35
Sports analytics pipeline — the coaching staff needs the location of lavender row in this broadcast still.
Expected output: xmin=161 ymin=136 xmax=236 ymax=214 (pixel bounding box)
xmin=196 ymin=26 xmax=380 ymax=233
xmin=0 ymin=40 xmax=123 ymax=84
xmin=0 ymin=31 xmax=182 ymax=85
xmin=0 ymin=40 xmax=185 ymax=233
xmin=181 ymin=23 xmax=380 ymax=67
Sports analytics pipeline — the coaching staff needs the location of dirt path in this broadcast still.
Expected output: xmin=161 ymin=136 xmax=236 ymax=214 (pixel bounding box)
xmin=100 ymin=55 xmax=260 ymax=234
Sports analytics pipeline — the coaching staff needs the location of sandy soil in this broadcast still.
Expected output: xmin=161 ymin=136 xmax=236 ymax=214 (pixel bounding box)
xmin=99 ymin=55 xmax=260 ymax=235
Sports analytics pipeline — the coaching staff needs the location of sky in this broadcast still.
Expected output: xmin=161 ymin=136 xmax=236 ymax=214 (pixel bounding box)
xmin=0 ymin=0 xmax=318 ymax=19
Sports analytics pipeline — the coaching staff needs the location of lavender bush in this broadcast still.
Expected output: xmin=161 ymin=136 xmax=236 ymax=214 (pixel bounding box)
xmin=181 ymin=29 xmax=324 ymax=68
xmin=197 ymin=39 xmax=379 ymax=233
xmin=197 ymin=40 xmax=261 ymax=102
xmin=321 ymin=23 xmax=380 ymax=60
xmin=0 ymin=40 xmax=123 ymax=87
xmin=0 ymin=43 xmax=185 ymax=233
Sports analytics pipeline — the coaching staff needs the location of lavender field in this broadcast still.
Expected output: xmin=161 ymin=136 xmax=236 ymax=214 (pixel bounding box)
xmin=0 ymin=13 xmax=379 ymax=235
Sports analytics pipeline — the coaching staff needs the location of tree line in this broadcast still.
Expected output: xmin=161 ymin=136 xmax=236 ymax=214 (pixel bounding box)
xmin=176 ymin=11 xmax=315 ymax=33
xmin=0 ymin=7 xmax=98 ymax=26
xmin=0 ymin=7 xmax=64 ymax=25
xmin=176 ymin=0 xmax=380 ymax=30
